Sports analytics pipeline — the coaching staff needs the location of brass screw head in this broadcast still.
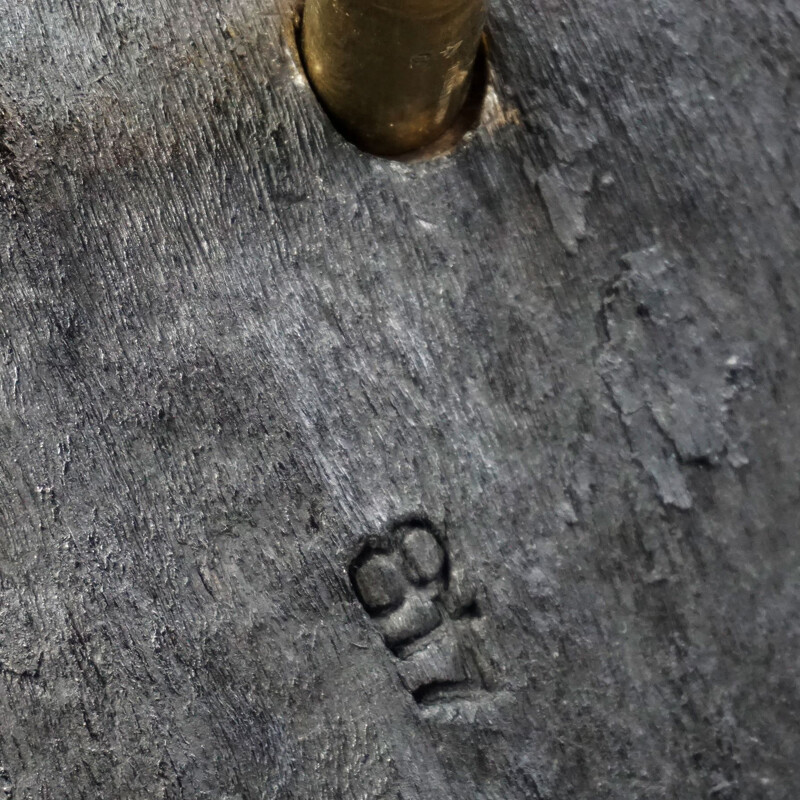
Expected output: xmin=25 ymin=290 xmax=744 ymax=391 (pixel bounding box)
xmin=302 ymin=0 xmax=487 ymax=156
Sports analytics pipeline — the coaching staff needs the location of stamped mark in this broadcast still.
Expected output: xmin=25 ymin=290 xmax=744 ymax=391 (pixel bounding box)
xmin=350 ymin=519 xmax=490 ymax=705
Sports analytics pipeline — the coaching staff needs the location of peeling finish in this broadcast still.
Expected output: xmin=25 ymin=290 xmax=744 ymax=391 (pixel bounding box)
xmin=537 ymin=160 xmax=594 ymax=255
xmin=598 ymin=245 xmax=760 ymax=508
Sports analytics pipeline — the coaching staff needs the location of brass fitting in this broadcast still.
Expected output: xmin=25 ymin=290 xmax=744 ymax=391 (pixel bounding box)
xmin=301 ymin=0 xmax=487 ymax=156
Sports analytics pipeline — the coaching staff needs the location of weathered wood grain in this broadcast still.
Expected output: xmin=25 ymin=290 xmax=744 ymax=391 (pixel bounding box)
xmin=0 ymin=0 xmax=798 ymax=797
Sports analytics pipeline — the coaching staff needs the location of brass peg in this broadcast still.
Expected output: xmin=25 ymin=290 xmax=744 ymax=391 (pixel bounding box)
xmin=301 ymin=0 xmax=487 ymax=156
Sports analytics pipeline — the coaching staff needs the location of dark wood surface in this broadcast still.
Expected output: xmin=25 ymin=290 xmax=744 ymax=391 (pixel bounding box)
xmin=1 ymin=0 xmax=798 ymax=797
